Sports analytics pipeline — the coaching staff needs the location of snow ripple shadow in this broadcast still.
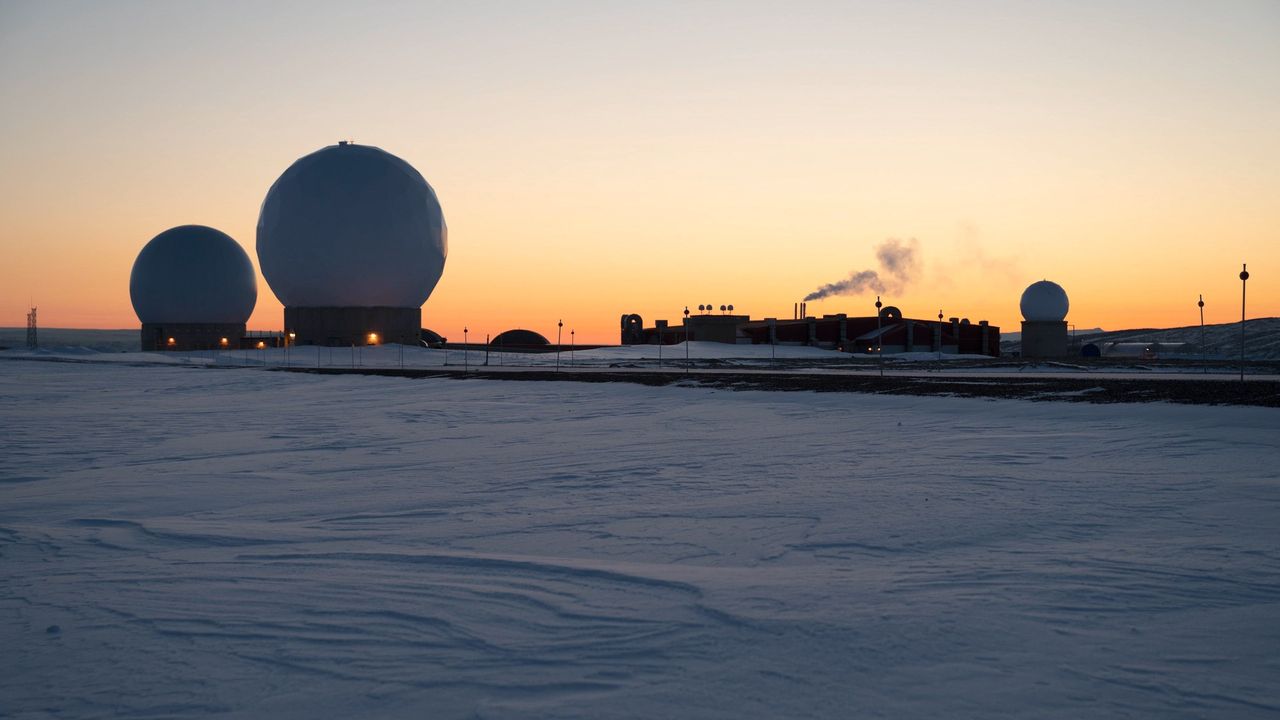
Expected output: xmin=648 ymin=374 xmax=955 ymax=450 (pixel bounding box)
xmin=126 ymin=548 xmax=751 ymax=702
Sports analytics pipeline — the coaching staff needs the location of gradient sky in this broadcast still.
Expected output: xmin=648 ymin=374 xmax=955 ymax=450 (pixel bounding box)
xmin=2 ymin=0 xmax=1277 ymax=343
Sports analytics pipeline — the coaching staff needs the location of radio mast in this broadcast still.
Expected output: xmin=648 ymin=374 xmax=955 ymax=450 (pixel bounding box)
xmin=26 ymin=306 xmax=37 ymax=349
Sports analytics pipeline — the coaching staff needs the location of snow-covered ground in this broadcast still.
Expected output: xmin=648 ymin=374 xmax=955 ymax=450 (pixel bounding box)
xmin=5 ymin=343 xmax=1277 ymax=382
xmin=2 ymin=361 xmax=1279 ymax=718
xmin=1 ymin=341 xmax=863 ymax=368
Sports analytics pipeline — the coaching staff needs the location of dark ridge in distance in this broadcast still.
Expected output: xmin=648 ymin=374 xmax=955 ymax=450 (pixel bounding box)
xmin=277 ymin=367 xmax=1280 ymax=408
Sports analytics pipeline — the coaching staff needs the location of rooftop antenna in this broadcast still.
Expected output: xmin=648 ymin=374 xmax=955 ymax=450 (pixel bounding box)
xmin=26 ymin=306 xmax=37 ymax=349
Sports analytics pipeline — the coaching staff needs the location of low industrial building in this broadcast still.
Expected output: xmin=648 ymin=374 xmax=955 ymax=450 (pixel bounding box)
xmin=620 ymin=307 xmax=1001 ymax=356
xmin=1085 ymin=341 xmax=1201 ymax=359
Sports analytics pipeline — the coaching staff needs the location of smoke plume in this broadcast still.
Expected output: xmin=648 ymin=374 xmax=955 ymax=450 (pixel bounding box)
xmin=804 ymin=238 xmax=920 ymax=302
xmin=804 ymin=270 xmax=886 ymax=302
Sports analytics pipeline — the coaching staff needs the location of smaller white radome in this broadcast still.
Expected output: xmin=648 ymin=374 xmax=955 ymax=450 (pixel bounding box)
xmin=1020 ymin=280 xmax=1069 ymax=322
xmin=130 ymin=225 xmax=257 ymax=324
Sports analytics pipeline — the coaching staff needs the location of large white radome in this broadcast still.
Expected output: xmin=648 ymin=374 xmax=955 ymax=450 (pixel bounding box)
xmin=257 ymin=143 xmax=447 ymax=308
xmin=129 ymin=225 xmax=257 ymax=324
xmin=1020 ymin=280 xmax=1069 ymax=322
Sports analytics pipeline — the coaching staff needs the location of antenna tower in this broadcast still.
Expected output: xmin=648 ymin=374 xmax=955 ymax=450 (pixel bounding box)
xmin=26 ymin=306 xmax=37 ymax=349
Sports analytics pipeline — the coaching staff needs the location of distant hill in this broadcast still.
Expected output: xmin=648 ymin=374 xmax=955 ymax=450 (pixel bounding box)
xmin=1000 ymin=317 xmax=1280 ymax=359
xmin=1001 ymin=328 xmax=1104 ymax=342
xmin=0 ymin=328 xmax=138 ymax=352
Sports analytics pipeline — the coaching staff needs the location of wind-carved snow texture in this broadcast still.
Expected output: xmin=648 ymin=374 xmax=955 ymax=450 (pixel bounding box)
xmin=1 ymin=361 xmax=1279 ymax=718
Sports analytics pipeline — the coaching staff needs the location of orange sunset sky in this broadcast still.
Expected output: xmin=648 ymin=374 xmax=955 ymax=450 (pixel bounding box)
xmin=2 ymin=1 xmax=1277 ymax=344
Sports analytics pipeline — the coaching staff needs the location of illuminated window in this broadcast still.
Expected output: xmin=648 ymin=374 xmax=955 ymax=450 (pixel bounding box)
xmin=256 ymin=341 xmax=266 ymax=349
xmin=367 ymin=332 xmax=379 ymax=345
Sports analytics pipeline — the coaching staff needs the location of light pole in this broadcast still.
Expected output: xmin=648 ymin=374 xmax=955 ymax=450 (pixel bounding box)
xmin=769 ymin=317 xmax=775 ymax=369
xmin=1198 ymin=294 xmax=1206 ymax=372
xmin=1240 ymin=264 xmax=1249 ymax=382
xmin=875 ymin=296 xmax=884 ymax=377
xmin=683 ymin=306 xmax=691 ymax=374
xmin=570 ymin=329 xmax=575 ymax=367
xmin=556 ymin=320 xmax=563 ymax=372
xmin=938 ymin=310 xmax=944 ymax=362
xmin=463 ymin=326 xmax=468 ymax=372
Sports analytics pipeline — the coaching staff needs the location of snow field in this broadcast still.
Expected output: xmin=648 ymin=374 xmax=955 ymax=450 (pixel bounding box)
xmin=1 ymin=361 xmax=1278 ymax=718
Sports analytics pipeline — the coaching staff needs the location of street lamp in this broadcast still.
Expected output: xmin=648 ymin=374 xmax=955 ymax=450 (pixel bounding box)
xmin=1240 ymin=264 xmax=1249 ymax=381
xmin=875 ymin=296 xmax=884 ymax=377
xmin=556 ymin=319 xmax=563 ymax=372
xmin=683 ymin=306 xmax=691 ymax=373
xmin=1198 ymin=294 xmax=1206 ymax=372
xmin=938 ymin=310 xmax=944 ymax=361
xmin=570 ymin=329 xmax=575 ymax=367
xmin=463 ymin=326 xmax=468 ymax=372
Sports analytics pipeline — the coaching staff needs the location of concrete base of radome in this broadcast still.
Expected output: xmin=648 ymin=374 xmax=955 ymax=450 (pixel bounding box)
xmin=140 ymin=322 xmax=246 ymax=351
xmin=285 ymin=306 xmax=421 ymax=347
xmin=1021 ymin=320 xmax=1069 ymax=358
